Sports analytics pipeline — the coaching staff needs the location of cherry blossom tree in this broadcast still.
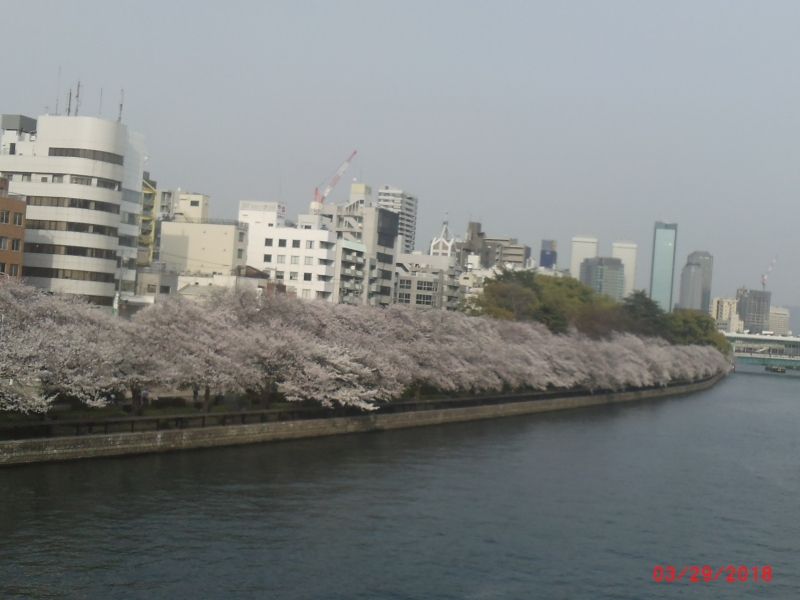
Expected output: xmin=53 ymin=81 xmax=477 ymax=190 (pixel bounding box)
xmin=0 ymin=281 xmax=730 ymax=414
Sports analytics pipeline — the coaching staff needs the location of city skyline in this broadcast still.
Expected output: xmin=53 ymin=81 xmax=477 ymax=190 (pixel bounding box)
xmin=3 ymin=1 xmax=800 ymax=304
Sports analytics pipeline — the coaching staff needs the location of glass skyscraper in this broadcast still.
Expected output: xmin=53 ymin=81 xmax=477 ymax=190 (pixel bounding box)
xmin=649 ymin=222 xmax=678 ymax=311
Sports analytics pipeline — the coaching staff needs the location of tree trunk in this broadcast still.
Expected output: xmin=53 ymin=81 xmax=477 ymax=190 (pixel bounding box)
xmin=130 ymin=384 xmax=142 ymax=415
xmin=261 ymin=378 xmax=274 ymax=409
xmin=203 ymin=385 xmax=211 ymax=413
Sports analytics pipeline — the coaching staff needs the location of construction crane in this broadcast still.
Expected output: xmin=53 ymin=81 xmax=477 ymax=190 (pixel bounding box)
xmin=312 ymin=150 xmax=358 ymax=213
xmin=761 ymin=256 xmax=778 ymax=291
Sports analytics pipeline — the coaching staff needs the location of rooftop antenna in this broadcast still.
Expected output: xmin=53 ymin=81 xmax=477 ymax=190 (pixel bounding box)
xmin=98 ymin=88 xmax=103 ymax=116
xmin=75 ymin=81 xmax=81 ymax=116
xmin=54 ymin=66 xmax=62 ymax=115
xmin=67 ymin=87 xmax=73 ymax=116
xmin=117 ymin=88 xmax=124 ymax=123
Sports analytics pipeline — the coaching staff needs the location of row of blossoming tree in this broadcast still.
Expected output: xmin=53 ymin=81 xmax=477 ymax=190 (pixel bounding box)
xmin=0 ymin=280 xmax=730 ymax=414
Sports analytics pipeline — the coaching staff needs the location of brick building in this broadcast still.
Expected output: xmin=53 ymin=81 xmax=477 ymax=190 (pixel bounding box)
xmin=0 ymin=177 xmax=25 ymax=278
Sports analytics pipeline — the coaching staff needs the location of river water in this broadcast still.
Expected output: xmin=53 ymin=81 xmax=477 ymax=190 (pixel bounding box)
xmin=1 ymin=373 xmax=798 ymax=599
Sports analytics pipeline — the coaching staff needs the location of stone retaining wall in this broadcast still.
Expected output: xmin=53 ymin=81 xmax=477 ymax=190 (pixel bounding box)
xmin=0 ymin=374 xmax=724 ymax=466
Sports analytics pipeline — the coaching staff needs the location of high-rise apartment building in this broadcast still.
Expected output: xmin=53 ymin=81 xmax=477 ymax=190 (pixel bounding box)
xmin=736 ymin=287 xmax=771 ymax=334
xmin=611 ymin=241 xmax=637 ymax=298
xmin=649 ymin=222 xmax=678 ymax=311
xmin=376 ymin=186 xmax=417 ymax=253
xmin=539 ymin=240 xmax=557 ymax=269
xmin=570 ymin=236 xmax=598 ymax=279
xmin=579 ymin=257 xmax=625 ymax=301
xmin=0 ymin=114 xmax=145 ymax=305
xmin=319 ymin=183 xmax=399 ymax=306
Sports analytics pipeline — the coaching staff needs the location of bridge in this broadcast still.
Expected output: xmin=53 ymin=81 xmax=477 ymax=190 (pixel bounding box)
xmin=725 ymin=332 xmax=800 ymax=372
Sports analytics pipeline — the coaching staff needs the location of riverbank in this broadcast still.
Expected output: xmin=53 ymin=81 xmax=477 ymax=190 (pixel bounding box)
xmin=0 ymin=374 xmax=725 ymax=466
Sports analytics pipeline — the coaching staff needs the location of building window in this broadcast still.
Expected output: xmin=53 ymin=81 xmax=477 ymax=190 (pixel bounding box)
xmin=265 ymin=238 xmax=273 ymax=247
xmin=22 ymin=173 xmax=31 ymax=182
xmin=146 ymin=284 xmax=157 ymax=293
xmin=159 ymin=285 xmax=170 ymax=294
xmin=0 ymin=237 xmax=6 ymax=250
xmin=96 ymin=178 xmax=120 ymax=190
xmin=304 ymin=273 xmax=312 ymax=281
xmin=417 ymin=281 xmax=435 ymax=291
xmin=276 ymin=255 xmax=285 ymax=264
xmin=70 ymin=175 xmax=93 ymax=186
xmin=301 ymin=289 xmax=311 ymax=299
xmin=0 ymin=211 xmax=8 ymax=224
xmin=398 ymin=278 xmax=411 ymax=289
xmin=305 ymin=240 xmax=314 ymax=249
xmin=264 ymin=254 xmax=272 ymax=263
xmin=0 ymin=263 xmax=5 ymax=273
xmin=11 ymin=239 xmax=21 ymax=252
xmin=398 ymin=292 xmax=411 ymax=304
xmin=416 ymin=294 xmax=433 ymax=306
xmin=49 ymin=147 xmax=124 ymax=165
xmin=289 ymin=272 xmax=299 ymax=281
xmin=238 ymin=231 xmax=245 ymax=242
xmin=41 ymin=177 xmax=48 ymax=183
xmin=237 ymin=249 xmax=244 ymax=259
xmin=9 ymin=264 xmax=18 ymax=276
xmin=52 ymin=175 xmax=64 ymax=183
xmin=304 ymin=256 xmax=314 ymax=265
xmin=190 ymin=200 xmax=200 ymax=207
xmin=290 ymin=256 xmax=299 ymax=265
xmin=13 ymin=213 xmax=23 ymax=226
xmin=275 ymin=271 xmax=284 ymax=280
xmin=291 ymin=239 xmax=300 ymax=248
xmin=278 ymin=239 xmax=287 ymax=248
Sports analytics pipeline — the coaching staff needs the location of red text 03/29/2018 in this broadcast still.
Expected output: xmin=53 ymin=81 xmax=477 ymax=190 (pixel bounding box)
xmin=653 ymin=565 xmax=773 ymax=584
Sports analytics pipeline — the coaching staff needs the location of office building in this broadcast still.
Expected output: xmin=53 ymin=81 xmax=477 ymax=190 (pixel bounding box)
xmin=711 ymin=297 xmax=743 ymax=333
xmin=649 ymin=222 xmax=678 ymax=311
xmin=570 ymin=236 xmax=598 ymax=279
xmin=239 ymin=201 xmax=339 ymax=301
xmin=736 ymin=288 xmax=771 ymax=334
xmin=0 ymin=177 xmax=25 ymax=278
xmin=677 ymin=251 xmax=713 ymax=312
xmin=539 ymin=240 xmax=557 ymax=269
xmin=0 ymin=113 xmax=145 ymax=305
xmin=395 ymin=252 xmax=463 ymax=310
xmin=579 ymin=256 xmax=625 ymax=302
xmin=158 ymin=218 xmax=248 ymax=275
xmin=376 ymin=186 xmax=418 ymax=253
xmin=768 ymin=306 xmax=790 ymax=336
xmin=611 ymin=241 xmax=637 ymax=297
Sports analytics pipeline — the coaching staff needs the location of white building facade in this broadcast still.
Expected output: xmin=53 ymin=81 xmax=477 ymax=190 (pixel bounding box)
xmin=611 ymin=241 xmax=637 ymax=298
xmin=239 ymin=200 xmax=338 ymax=301
xmin=570 ymin=236 xmax=598 ymax=279
xmin=159 ymin=219 xmax=248 ymax=275
xmin=0 ymin=114 xmax=145 ymax=305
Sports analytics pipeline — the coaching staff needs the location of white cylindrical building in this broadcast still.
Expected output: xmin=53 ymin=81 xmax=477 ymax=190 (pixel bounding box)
xmin=0 ymin=114 xmax=144 ymax=305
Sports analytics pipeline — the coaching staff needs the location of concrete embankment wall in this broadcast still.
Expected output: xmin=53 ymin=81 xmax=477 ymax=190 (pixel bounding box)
xmin=0 ymin=374 xmax=724 ymax=466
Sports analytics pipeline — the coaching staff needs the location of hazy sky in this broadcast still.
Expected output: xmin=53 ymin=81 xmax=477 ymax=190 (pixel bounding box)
xmin=5 ymin=1 xmax=800 ymax=304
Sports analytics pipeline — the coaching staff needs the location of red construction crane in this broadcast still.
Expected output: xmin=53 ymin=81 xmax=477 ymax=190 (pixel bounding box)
xmin=314 ymin=150 xmax=358 ymax=204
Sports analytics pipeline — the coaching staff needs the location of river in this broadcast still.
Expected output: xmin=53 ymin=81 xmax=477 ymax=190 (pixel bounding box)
xmin=1 ymin=372 xmax=798 ymax=599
